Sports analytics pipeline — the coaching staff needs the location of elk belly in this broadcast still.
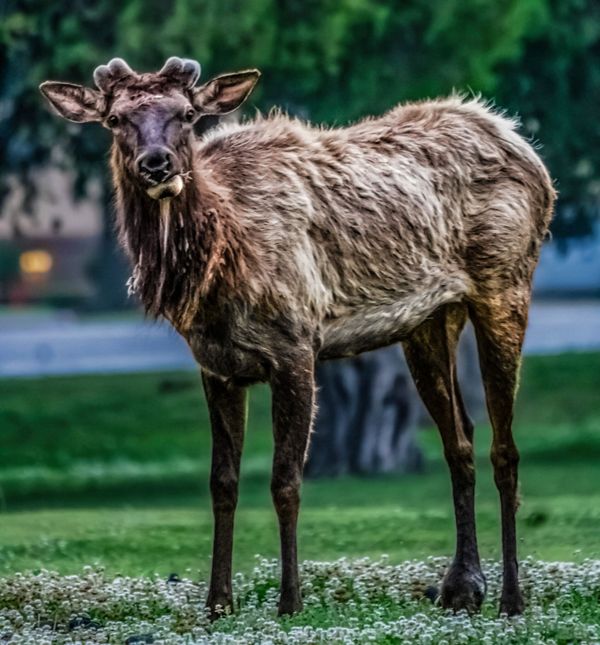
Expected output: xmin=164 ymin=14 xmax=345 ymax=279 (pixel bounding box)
xmin=146 ymin=175 xmax=184 ymax=200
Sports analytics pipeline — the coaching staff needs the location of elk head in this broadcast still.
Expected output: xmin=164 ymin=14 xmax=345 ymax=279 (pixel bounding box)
xmin=40 ymin=58 xmax=260 ymax=200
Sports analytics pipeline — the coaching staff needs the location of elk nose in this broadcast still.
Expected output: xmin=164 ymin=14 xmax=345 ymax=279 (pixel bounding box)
xmin=137 ymin=147 xmax=173 ymax=182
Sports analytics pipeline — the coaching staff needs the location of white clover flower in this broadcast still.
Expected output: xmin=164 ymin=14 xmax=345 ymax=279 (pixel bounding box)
xmin=0 ymin=557 xmax=598 ymax=643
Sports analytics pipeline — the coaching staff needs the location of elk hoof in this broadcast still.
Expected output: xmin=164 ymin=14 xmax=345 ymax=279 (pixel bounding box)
xmin=440 ymin=566 xmax=486 ymax=613
xmin=499 ymin=589 xmax=525 ymax=616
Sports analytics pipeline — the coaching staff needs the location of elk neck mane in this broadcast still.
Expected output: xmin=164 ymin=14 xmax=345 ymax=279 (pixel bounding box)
xmin=111 ymin=145 xmax=256 ymax=331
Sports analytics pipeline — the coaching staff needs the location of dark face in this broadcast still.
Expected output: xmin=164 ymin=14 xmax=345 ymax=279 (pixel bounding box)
xmin=40 ymin=57 xmax=260 ymax=200
xmin=106 ymin=84 xmax=197 ymax=194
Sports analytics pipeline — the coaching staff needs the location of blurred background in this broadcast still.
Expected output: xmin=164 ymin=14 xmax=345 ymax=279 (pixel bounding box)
xmin=0 ymin=0 xmax=598 ymax=576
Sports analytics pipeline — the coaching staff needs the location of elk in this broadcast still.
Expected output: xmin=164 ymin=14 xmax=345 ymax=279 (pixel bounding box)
xmin=40 ymin=57 xmax=555 ymax=619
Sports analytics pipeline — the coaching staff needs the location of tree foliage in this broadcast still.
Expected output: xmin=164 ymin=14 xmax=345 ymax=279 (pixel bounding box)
xmin=2 ymin=0 xmax=599 ymax=235
xmin=496 ymin=0 xmax=600 ymax=237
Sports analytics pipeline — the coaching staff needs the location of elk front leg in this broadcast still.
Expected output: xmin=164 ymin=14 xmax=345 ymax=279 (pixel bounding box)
xmin=270 ymin=352 xmax=315 ymax=616
xmin=202 ymin=372 xmax=247 ymax=619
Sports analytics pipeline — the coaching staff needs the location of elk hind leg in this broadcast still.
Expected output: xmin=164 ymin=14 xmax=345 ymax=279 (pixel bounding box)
xmin=403 ymin=303 xmax=485 ymax=612
xmin=470 ymin=292 xmax=529 ymax=616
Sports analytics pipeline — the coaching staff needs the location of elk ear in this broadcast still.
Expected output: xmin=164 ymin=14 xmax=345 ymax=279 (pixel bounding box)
xmin=39 ymin=82 xmax=103 ymax=123
xmin=192 ymin=70 xmax=260 ymax=116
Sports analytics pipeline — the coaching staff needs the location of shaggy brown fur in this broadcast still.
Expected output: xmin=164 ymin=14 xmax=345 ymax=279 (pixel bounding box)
xmin=41 ymin=57 xmax=555 ymax=619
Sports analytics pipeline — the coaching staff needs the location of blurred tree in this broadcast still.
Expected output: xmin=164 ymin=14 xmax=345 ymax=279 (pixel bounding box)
xmin=307 ymin=346 xmax=424 ymax=477
xmin=306 ymin=322 xmax=484 ymax=477
xmin=0 ymin=0 xmax=600 ymax=235
xmin=495 ymin=0 xmax=600 ymax=238
xmin=0 ymin=241 xmax=20 ymax=300
xmin=1 ymin=1 xmax=128 ymax=308
xmin=2 ymin=0 xmax=599 ymax=245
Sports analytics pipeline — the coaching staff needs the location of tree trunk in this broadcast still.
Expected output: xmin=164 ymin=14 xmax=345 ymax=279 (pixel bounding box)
xmin=306 ymin=345 xmax=423 ymax=477
xmin=305 ymin=327 xmax=484 ymax=477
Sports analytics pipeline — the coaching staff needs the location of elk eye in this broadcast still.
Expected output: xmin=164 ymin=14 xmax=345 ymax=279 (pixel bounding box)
xmin=185 ymin=108 xmax=196 ymax=122
xmin=107 ymin=114 xmax=119 ymax=128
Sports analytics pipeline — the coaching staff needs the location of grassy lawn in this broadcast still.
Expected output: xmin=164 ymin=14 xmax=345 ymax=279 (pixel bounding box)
xmin=0 ymin=352 xmax=598 ymax=577
xmin=0 ymin=352 xmax=598 ymax=642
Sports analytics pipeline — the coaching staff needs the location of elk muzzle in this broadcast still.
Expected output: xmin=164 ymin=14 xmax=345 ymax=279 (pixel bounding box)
xmin=146 ymin=175 xmax=184 ymax=200
xmin=136 ymin=147 xmax=184 ymax=200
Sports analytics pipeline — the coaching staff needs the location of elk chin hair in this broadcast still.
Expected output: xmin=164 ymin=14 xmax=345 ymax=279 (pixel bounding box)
xmin=155 ymin=195 xmax=173 ymax=308
xmin=146 ymin=175 xmax=184 ymax=200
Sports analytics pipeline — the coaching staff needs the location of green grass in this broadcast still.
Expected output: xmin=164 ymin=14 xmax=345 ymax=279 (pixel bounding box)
xmin=0 ymin=352 xmax=598 ymax=578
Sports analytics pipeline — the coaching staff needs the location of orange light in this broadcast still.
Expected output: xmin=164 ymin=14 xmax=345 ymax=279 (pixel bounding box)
xmin=19 ymin=250 xmax=53 ymax=274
